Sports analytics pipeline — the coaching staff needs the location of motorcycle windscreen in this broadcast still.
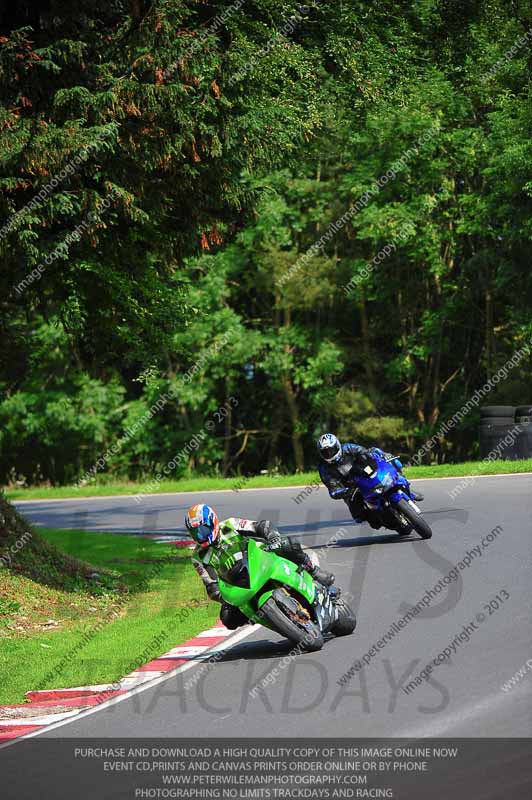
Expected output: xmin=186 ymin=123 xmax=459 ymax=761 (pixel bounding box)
xmin=353 ymin=453 xmax=380 ymax=492
xmin=375 ymin=460 xmax=398 ymax=487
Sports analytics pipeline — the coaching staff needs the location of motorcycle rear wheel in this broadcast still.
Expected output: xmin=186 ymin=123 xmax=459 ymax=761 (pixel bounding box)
xmin=259 ymin=595 xmax=324 ymax=651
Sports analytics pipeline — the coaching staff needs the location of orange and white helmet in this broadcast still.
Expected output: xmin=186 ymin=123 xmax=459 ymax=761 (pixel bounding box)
xmin=185 ymin=504 xmax=220 ymax=547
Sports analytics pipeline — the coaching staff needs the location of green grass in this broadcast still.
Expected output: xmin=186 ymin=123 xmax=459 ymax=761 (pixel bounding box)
xmin=5 ymin=458 xmax=532 ymax=501
xmin=406 ymin=458 xmax=532 ymax=479
xmin=0 ymin=529 xmax=216 ymax=705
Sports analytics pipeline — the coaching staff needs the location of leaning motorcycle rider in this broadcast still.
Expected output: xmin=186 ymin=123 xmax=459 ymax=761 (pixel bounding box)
xmin=317 ymin=433 xmax=424 ymax=529
xmin=185 ymin=504 xmax=334 ymax=630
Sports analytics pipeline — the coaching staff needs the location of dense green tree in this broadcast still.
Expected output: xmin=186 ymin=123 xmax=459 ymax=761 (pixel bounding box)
xmin=1 ymin=0 xmax=532 ymax=484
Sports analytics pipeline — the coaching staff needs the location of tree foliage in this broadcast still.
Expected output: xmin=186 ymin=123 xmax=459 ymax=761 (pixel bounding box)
xmin=1 ymin=0 xmax=532 ymax=483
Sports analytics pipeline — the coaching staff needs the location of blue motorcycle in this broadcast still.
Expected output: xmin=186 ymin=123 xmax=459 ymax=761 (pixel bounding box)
xmin=346 ymin=452 xmax=432 ymax=539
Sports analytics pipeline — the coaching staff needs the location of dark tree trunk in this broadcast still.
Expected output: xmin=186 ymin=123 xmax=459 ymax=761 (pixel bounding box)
xmin=282 ymin=375 xmax=305 ymax=472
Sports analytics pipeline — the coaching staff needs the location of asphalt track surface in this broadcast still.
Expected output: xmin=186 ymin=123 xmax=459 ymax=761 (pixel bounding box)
xmin=13 ymin=474 xmax=532 ymax=738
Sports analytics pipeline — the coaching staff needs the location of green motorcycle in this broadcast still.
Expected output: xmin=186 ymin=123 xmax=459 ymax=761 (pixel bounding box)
xmin=218 ymin=538 xmax=356 ymax=651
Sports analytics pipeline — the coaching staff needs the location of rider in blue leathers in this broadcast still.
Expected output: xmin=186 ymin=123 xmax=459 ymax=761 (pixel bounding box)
xmin=317 ymin=433 xmax=424 ymax=529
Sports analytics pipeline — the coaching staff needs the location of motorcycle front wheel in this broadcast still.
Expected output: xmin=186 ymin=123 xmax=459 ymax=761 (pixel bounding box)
xmin=393 ymin=498 xmax=432 ymax=539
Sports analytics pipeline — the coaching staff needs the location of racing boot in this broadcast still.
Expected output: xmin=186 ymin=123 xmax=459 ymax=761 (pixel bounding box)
xmin=301 ymin=555 xmax=335 ymax=587
xmin=392 ymin=460 xmax=424 ymax=502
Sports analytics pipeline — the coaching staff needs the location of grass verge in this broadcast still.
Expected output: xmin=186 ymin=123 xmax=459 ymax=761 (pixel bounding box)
xmin=5 ymin=458 xmax=532 ymax=501
xmin=0 ymin=528 xmax=215 ymax=705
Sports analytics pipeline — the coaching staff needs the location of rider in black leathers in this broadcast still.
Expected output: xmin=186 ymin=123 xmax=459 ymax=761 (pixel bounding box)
xmin=317 ymin=433 xmax=424 ymax=529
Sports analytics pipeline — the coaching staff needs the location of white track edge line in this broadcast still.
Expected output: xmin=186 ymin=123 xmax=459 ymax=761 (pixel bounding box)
xmin=0 ymin=624 xmax=260 ymax=749
xmin=0 ymin=711 xmax=81 ymax=727
xmin=11 ymin=470 xmax=532 ymax=505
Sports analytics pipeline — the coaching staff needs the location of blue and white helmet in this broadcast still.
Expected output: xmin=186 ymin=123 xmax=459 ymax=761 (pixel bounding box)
xmin=185 ymin=504 xmax=220 ymax=547
xmin=317 ymin=433 xmax=342 ymax=463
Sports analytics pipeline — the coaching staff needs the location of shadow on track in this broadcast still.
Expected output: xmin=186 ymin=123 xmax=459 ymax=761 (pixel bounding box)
xmin=281 ymin=506 xmax=469 ymax=547
xmin=314 ymin=532 xmax=418 ymax=548
xmin=215 ymin=638 xmax=320 ymax=662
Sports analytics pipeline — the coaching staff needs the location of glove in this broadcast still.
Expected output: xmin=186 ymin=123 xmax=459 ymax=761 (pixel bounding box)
xmin=370 ymin=447 xmax=387 ymax=459
xmin=266 ymin=530 xmax=282 ymax=550
xmin=206 ymin=581 xmax=222 ymax=602
xmin=256 ymin=519 xmax=282 ymax=549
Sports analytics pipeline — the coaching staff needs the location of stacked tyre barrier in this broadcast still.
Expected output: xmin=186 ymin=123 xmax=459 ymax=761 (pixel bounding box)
xmin=480 ymin=406 xmax=532 ymax=459
xmin=515 ymin=405 xmax=532 ymax=459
